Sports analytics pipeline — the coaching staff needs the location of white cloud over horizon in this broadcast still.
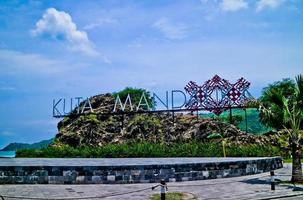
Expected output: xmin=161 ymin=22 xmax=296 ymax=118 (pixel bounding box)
xmin=31 ymin=8 xmax=100 ymax=57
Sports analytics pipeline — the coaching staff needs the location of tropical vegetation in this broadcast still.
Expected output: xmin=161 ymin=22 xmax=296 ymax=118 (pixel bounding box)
xmin=16 ymin=141 xmax=282 ymax=158
xmin=253 ymin=75 xmax=303 ymax=182
xmin=113 ymin=87 xmax=154 ymax=109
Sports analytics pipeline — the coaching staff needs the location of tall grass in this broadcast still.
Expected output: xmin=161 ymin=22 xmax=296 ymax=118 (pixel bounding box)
xmin=16 ymin=142 xmax=283 ymax=158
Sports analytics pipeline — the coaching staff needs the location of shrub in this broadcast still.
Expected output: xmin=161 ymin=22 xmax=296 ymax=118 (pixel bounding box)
xmin=16 ymin=141 xmax=284 ymax=158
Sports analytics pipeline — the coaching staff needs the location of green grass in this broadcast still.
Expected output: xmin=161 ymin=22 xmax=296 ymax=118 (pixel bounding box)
xmin=283 ymin=158 xmax=292 ymax=163
xmin=150 ymin=192 xmax=195 ymax=200
xmin=16 ymin=141 xmax=283 ymax=158
xmin=283 ymin=158 xmax=303 ymax=163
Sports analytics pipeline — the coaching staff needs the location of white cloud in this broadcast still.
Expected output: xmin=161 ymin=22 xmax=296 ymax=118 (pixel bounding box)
xmin=220 ymin=0 xmax=248 ymax=11
xmin=83 ymin=18 xmax=118 ymax=30
xmin=153 ymin=18 xmax=187 ymax=40
xmin=256 ymin=0 xmax=284 ymax=12
xmin=31 ymin=8 xmax=99 ymax=57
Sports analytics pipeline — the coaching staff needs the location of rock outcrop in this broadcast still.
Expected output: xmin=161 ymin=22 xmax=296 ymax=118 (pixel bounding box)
xmin=53 ymin=93 xmax=281 ymax=147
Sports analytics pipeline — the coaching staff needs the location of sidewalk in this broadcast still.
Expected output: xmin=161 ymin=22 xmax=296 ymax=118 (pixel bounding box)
xmin=0 ymin=164 xmax=302 ymax=200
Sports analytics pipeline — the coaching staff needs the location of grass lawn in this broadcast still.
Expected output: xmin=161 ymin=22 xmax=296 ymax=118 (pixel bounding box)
xmin=150 ymin=192 xmax=197 ymax=200
xmin=283 ymin=158 xmax=303 ymax=163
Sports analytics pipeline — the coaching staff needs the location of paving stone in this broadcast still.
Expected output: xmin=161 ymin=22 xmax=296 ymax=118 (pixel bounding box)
xmin=1 ymin=165 xmax=300 ymax=200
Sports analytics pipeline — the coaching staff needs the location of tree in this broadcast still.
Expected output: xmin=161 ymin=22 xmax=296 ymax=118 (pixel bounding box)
xmin=259 ymin=78 xmax=296 ymax=129
xmin=256 ymin=75 xmax=303 ymax=182
xmin=113 ymin=87 xmax=154 ymax=110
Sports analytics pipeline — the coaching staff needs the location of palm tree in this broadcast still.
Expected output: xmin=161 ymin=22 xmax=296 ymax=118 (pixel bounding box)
xmin=253 ymin=75 xmax=303 ymax=182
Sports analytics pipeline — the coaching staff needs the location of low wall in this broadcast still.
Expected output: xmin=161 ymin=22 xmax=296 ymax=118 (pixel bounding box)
xmin=0 ymin=157 xmax=283 ymax=184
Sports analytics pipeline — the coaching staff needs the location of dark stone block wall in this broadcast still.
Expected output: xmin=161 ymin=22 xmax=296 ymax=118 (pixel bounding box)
xmin=0 ymin=157 xmax=283 ymax=184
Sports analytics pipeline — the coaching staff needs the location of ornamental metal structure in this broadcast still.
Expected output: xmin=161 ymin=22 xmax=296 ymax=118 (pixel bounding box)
xmin=184 ymin=75 xmax=253 ymax=115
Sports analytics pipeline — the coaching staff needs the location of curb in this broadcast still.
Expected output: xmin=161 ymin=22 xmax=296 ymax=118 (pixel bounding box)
xmin=255 ymin=192 xmax=303 ymax=200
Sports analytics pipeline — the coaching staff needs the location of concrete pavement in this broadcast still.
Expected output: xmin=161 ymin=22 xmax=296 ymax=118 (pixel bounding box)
xmin=0 ymin=164 xmax=302 ymax=200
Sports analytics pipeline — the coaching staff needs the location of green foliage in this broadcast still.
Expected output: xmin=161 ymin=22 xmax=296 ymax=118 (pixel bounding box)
xmin=207 ymin=133 xmax=226 ymax=157
xmin=207 ymin=133 xmax=223 ymax=139
xmin=113 ymin=87 xmax=154 ymax=110
xmin=258 ymin=75 xmax=303 ymax=144
xmin=127 ymin=114 xmax=163 ymax=142
xmin=258 ymin=75 xmax=303 ymax=182
xmin=128 ymin=115 xmax=162 ymax=128
xmin=83 ymin=114 xmax=99 ymax=124
xmin=259 ymin=78 xmax=297 ymax=129
xmin=226 ymin=144 xmax=282 ymax=157
xmin=16 ymin=141 xmax=283 ymax=158
xmin=200 ymin=109 xmax=271 ymax=134
xmin=58 ymin=116 xmax=71 ymax=131
xmin=261 ymin=78 xmax=296 ymax=102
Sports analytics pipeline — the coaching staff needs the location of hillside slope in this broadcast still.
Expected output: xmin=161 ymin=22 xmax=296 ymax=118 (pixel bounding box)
xmin=1 ymin=138 xmax=54 ymax=151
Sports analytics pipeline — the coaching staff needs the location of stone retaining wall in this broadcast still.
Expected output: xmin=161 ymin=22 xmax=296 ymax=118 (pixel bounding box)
xmin=0 ymin=157 xmax=283 ymax=184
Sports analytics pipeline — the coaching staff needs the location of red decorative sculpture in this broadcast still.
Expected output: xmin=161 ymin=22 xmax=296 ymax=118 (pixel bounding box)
xmin=184 ymin=75 xmax=253 ymax=115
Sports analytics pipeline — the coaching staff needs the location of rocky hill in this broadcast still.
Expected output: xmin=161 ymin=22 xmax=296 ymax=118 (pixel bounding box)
xmin=53 ymin=93 xmax=282 ymax=148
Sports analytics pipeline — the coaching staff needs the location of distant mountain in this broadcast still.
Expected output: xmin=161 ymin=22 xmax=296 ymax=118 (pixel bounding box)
xmin=1 ymin=138 xmax=54 ymax=151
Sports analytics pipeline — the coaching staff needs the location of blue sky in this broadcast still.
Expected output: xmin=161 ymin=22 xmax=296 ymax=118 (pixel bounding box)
xmin=0 ymin=0 xmax=302 ymax=148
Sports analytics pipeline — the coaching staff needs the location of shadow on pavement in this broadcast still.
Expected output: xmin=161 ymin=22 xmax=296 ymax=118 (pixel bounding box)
xmin=240 ymin=177 xmax=303 ymax=192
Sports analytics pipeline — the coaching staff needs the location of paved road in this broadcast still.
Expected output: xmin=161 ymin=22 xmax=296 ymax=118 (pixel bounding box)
xmin=0 ymin=164 xmax=302 ymax=200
